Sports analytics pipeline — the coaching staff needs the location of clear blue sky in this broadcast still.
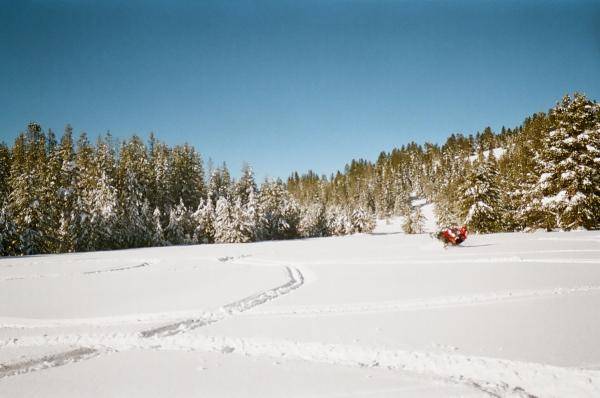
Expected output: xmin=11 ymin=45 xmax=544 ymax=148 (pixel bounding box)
xmin=1 ymin=0 xmax=599 ymax=180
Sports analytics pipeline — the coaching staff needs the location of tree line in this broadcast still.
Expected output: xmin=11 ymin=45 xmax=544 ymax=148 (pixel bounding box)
xmin=0 ymin=129 xmax=374 ymax=256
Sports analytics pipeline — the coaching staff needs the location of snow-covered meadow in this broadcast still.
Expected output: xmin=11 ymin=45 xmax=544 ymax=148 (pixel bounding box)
xmin=1 ymin=215 xmax=600 ymax=397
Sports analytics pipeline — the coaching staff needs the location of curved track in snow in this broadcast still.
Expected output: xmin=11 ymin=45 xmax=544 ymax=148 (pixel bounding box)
xmin=0 ymin=265 xmax=304 ymax=379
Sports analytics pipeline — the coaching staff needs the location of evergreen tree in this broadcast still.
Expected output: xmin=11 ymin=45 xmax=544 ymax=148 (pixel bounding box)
xmin=169 ymin=144 xmax=205 ymax=210
xmin=192 ymin=198 xmax=215 ymax=243
xmin=526 ymin=94 xmax=600 ymax=230
xmin=116 ymin=136 xmax=153 ymax=247
xmin=148 ymin=136 xmax=172 ymax=214
xmin=327 ymin=206 xmax=350 ymax=236
xmin=208 ymin=163 xmax=232 ymax=205
xmin=258 ymin=180 xmax=300 ymax=240
xmin=0 ymin=204 xmax=17 ymax=256
xmin=8 ymin=123 xmax=52 ymax=254
xmin=403 ymin=205 xmax=425 ymax=234
xmin=164 ymin=199 xmax=190 ymax=245
xmin=348 ymin=207 xmax=376 ymax=233
xmin=460 ymin=150 xmax=502 ymax=233
xmin=235 ymin=163 xmax=257 ymax=205
xmin=151 ymin=207 xmax=165 ymax=246
xmin=0 ymin=143 xmax=11 ymax=205
xmin=299 ymin=202 xmax=329 ymax=238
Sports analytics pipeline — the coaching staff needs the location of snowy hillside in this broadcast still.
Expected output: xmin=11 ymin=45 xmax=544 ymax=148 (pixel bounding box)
xmin=2 ymin=220 xmax=600 ymax=396
xmin=375 ymin=201 xmax=437 ymax=234
xmin=467 ymin=147 xmax=506 ymax=162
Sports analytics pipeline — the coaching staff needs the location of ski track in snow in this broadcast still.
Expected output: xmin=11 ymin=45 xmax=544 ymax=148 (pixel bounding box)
xmin=5 ymin=283 xmax=599 ymax=329
xmin=2 ymin=332 xmax=599 ymax=397
xmin=1 ymin=262 xmax=151 ymax=282
xmin=0 ymin=265 xmax=304 ymax=380
xmin=139 ymin=266 xmax=304 ymax=338
xmin=0 ymin=347 xmax=99 ymax=380
xmin=82 ymin=262 xmax=149 ymax=275
xmin=244 ymin=285 xmax=600 ymax=317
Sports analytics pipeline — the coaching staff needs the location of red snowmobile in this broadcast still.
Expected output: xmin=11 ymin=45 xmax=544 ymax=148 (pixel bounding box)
xmin=434 ymin=225 xmax=468 ymax=247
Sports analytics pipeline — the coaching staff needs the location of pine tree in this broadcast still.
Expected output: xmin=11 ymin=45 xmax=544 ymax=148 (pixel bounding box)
xmin=349 ymin=207 xmax=376 ymax=233
xmin=151 ymin=207 xmax=165 ymax=246
xmin=192 ymin=198 xmax=215 ymax=243
xmin=169 ymin=144 xmax=205 ymax=210
xmin=460 ymin=150 xmax=502 ymax=233
xmin=403 ymin=205 xmax=425 ymax=234
xmin=208 ymin=163 xmax=232 ymax=205
xmin=148 ymin=136 xmax=172 ymax=214
xmin=243 ymin=189 xmax=260 ymax=241
xmin=0 ymin=143 xmax=11 ymax=205
xmin=164 ymin=199 xmax=189 ymax=245
xmin=327 ymin=206 xmax=350 ymax=236
xmin=0 ymin=204 xmax=17 ymax=256
xmin=54 ymin=126 xmax=77 ymax=251
xmin=258 ymin=180 xmax=300 ymax=240
xmin=235 ymin=163 xmax=257 ymax=205
xmin=8 ymin=123 xmax=52 ymax=254
xmin=116 ymin=136 xmax=153 ymax=248
xmin=526 ymin=94 xmax=600 ymax=230
xmin=299 ymin=202 xmax=329 ymax=238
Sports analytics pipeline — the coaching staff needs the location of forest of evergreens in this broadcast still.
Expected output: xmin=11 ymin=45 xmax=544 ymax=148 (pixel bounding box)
xmin=1 ymin=93 xmax=599 ymax=256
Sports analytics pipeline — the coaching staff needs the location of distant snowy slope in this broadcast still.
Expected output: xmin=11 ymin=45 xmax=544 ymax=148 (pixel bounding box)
xmin=467 ymin=147 xmax=506 ymax=162
xmin=373 ymin=201 xmax=437 ymax=234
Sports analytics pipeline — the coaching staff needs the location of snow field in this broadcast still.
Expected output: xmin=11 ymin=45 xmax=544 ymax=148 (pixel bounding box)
xmin=1 ymin=219 xmax=600 ymax=397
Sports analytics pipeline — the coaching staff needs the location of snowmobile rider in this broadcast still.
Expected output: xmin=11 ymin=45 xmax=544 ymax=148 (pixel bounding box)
xmin=436 ymin=225 xmax=468 ymax=246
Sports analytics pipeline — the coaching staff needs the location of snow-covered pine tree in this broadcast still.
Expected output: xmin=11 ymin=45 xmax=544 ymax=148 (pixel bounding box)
xmin=402 ymin=205 xmax=425 ymax=234
xmin=0 ymin=204 xmax=17 ymax=256
xmin=258 ymin=180 xmax=300 ymax=240
xmin=393 ymin=192 xmax=411 ymax=217
xmin=70 ymin=135 xmax=119 ymax=251
xmin=116 ymin=137 xmax=153 ymax=248
xmin=235 ymin=163 xmax=258 ymax=206
xmin=214 ymin=196 xmax=233 ymax=243
xmin=349 ymin=206 xmax=376 ymax=233
xmin=0 ymin=142 xmax=12 ymax=206
xmin=432 ymin=147 xmax=469 ymax=228
xmin=169 ymin=144 xmax=205 ymax=210
xmin=54 ymin=126 xmax=77 ymax=252
xmin=148 ymin=136 xmax=172 ymax=214
xmin=460 ymin=149 xmax=502 ymax=233
xmin=208 ymin=163 xmax=232 ymax=205
xmin=192 ymin=198 xmax=215 ymax=243
xmin=151 ymin=207 xmax=165 ymax=246
xmin=215 ymin=195 xmax=255 ymax=243
xmin=298 ymin=202 xmax=328 ymax=238
xmin=8 ymin=123 xmax=52 ymax=254
xmin=326 ymin=205 xmax=350 ymax=236
xmin=164 ymin=199 xmax=190 ymax=245
xmin=233 ymin=197 xmax=254 ymax=243
xmin=243 ymin=189 xmax=260 ymax=241
xmin=526 ymin=93 xmax=600 ymax=230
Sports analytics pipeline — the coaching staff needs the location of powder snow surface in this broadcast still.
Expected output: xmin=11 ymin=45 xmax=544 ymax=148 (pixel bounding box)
xmin=1 ymin=215 xmax=600 ymax=397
